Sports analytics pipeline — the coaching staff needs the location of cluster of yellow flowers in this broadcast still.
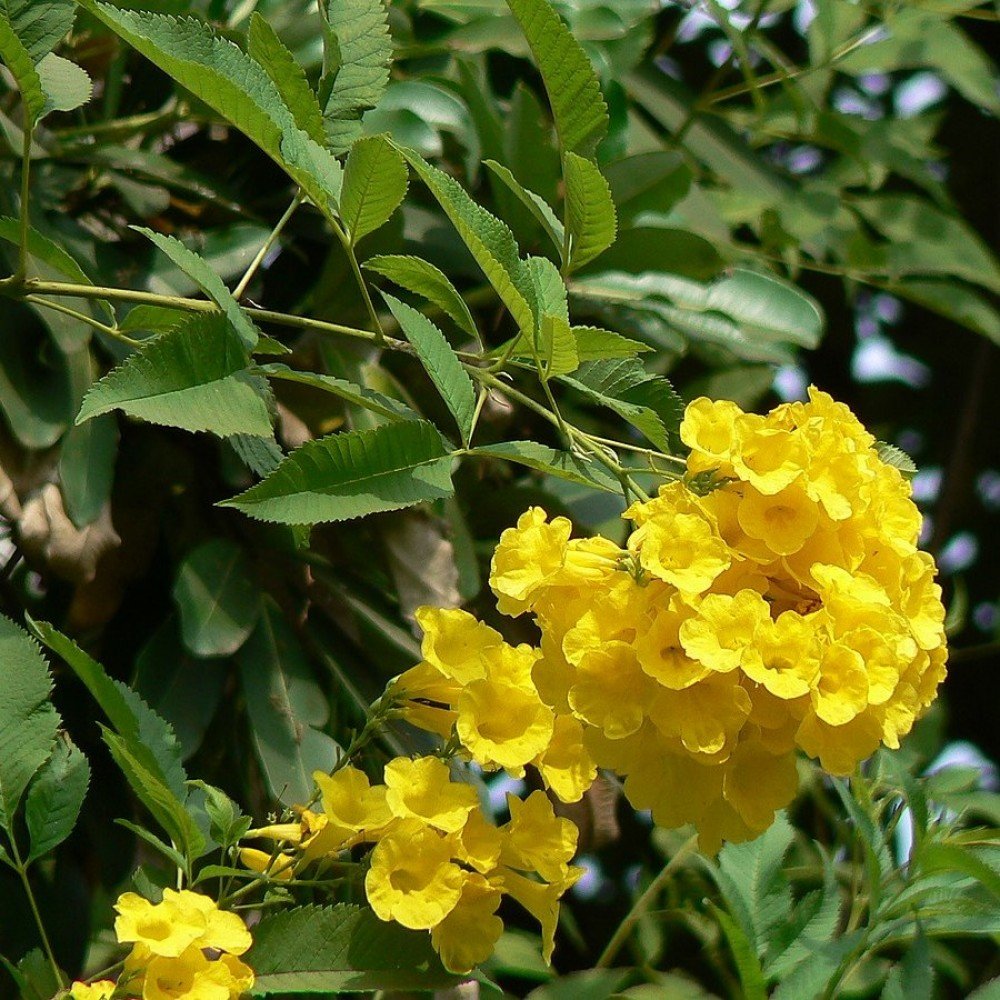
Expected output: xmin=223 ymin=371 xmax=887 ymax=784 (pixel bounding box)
xmin=70 ymin=890 xmax=253 ymax=1000
xmin=242 ymin=756 xmax=582 ymax=973
xmin=394 ymin=388 xmax=948 ymax=852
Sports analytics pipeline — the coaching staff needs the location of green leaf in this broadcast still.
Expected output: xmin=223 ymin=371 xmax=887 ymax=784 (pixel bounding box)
xmin=0 ymin=13 xmax=44 ymax=125
xmin=968 ymin=976 xmax=1000 ymax=1000
xmin=573 ymin=326 xmax=650 ymax=360
xmin=364 ymin=255 xmax=479 ymax=342
xmin=581 ymin=227 xmax=724 ymax=282
xmin=401 ymin=148 xmax=537 ymax=335
xmin=36 ymin=53 xmax=91 ymax=116
xmin=0 ymin=616 xmax=59 ymax=833
xmin=172 ymin=539 xmax=261 ymax=658
xmin=247 ymin=904 xmax=457 ymax=993
xmin=0 ymin=0 xmax=74 ymax=62
xmin=483 ymin=159 xmax=565 ymax=256
xmin=709 ymin=903 xmax=767 ymax=1000
xmin=918 ymin=843 xmax=1000 ymax=903
xmin=881 ymin=926 xmax=932 ymax=1000
xmin=24 ymin=736 xmax=89 ymax=864
xmin=381 ymin=294 xmax=476 ymax=446
xmin=260 ymin=363 xmax=418 ymax=422
xmin=321 ymin=0 xmax=392 ymax=155
xmin=469 ymin=441 xmax=620 ymax=492
xmin=605 ymin=151 xmax=692 ymax=228
xmin=187 ymin=781 xmax=250 ymax=849
xmin=77 ymin=314 xmax=274 ymax=439
xmin=769 ymin=934 xmax=860 ymax=1000
xmin=237 ymin=604 xmax=340 ymax=806
xmin=247 ymin=13 xmax=327 ymax=146
xmin=876 ymin=442 xmax=917 ymax=477
xmin=504 ymin=0 xmax=608 ymax=158
xmin=340 ymin=135 xmax=408 ymax=245
xmin=77 ymin=3 xmax=344 ymax=218
xmin=135 ymin=228 xmax=259 ymax=349
xmin=58 ymin=415 xmax=118 ymax=529
xmin=565 ymin=152 xmax=617 ymax=273
xmin=885 ymin=279 xmax=1000 ymax=345
xmin=219 ymin=420 xmax=455 ymax=525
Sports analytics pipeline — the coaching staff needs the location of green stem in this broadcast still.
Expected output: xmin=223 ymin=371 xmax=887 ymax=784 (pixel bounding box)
xmin=234 ymin=191 xmax=305 ymax=301
xmin=9 ymin=836 xmax=62 ymax=987
xmin=17 ymin=124 xmax=33 ymax=282
xmin=24 ymin=295 xmax=140 ymax=347
xmin=595 ymin=833 xmax=699 ymax=968
xmin=332 ymin=220 xmax=386 ymax=345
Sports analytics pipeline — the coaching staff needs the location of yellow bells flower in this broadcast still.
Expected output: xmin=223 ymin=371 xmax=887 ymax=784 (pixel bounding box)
xmin=732 ymin=423 xmax=806 ymax=496
xmin=533 ymin=714 xmax=597 ymax=803
xmin=456 ymin=677 xmax=554 ymax=771
xmin=383 ymin=756 xmax=479 ymax=833
xmin=70 ymin=981 xmax=117 ymax=1000
xmin=811 ymin=642 xmax=869 ymax=725
xmin=635 ymin=601 xmax=709 ymax=690
xmin=803 ymin=448 xmax=867 ymax=522
xmin=142 ymin=947 xmax=234 ymax=1000
xmin=365 ymin=819 xmax=465 ymax=930
xmin=899 ymin=552 xmax=946 ymax=651
xmin=741 ymin=610 xmax=821 ymax=700
xmin=796 ymin=710 xmax=884 ymax=776
xmin=736 ymin=482 xmax=819 ymax=556
xmin=430 ymin=873 xmax=504 ymax=974
xmin=490 ymin=507 xmax=572 ymax=615
xmin=238 ymin=847 xmax=294 ymax=881
xmin=500 ymin=790 xmax=579 ymax=882
xmin=215 ymin=956 xmax=254 ymax=1000
xmin=162 ymin=890 xmax=251 ymax=957
xmin=452 ymin=808 xmax=503 ymax=874
xmin=647 ymin=672 xmax=751 ymax=757
xmin=414 ymin=606 xmax=501 ymax=684
xmin=492 ymin=866 xmax=583 ymax=963
xmin=314 ymin=766 xmax=393 ymax=843
xmin=114 ymin=893 xmax=205 ymax=959
xmin=245 ymin=821 xmax=302 ymax=844
xmin=630 ymin=511 xmax=730 ymax=594
xmin=679 ymin=396 xmax=742 ymax=472
xmin=722 ymin=740 xmax=799 ymax=835
xmin=569 ymin=641 xmax=654 ymax=740
xmin=679 ymin=590 xmax=770 ymax=674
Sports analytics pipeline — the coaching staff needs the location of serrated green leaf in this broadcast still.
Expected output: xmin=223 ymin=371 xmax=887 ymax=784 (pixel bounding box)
xmin=0 ymin=0 xmax=73 ymax=62
xmin=247 ymin=904 xmax=457 ymax=993
xmin=58 ymin=415 xmax=118 ymax=529
xmin=483 ymin=159 xmax=565 ymax=256
xmin=401 ymin=147 xmax=537 ymax=335
xmin=381 ymin=293 xmax=476 ymax=445
xmin=469 ymin=441 xmax=620 ymax=492
xmin=77 ymin=314 xmax=273 ymax=439
xmin=135 ymin=228 xmax=259 ymax=349
xmin=172 ymin=539 xmax=261 ymax=658
xmin=36 ymin=53 xmax=91 ymax=116
xmin=0 ymin=615 xmax=59 ymax=834
xmin=363 ymin=255 xmax=479 ymax=342
xmin=918 ymin=843 xmax=1000 ymax=903
xmin=24 ymin=736 xmax=89 ymax=864
xmin=572 ymin=326 xmax=650 ymax=360
xmin=0 ymin=12 xmax=44 ymax=125
xmin=710 ymin=903 xmax=767 ymax=1000
xmin=881 ymin=926 xmax=932 ymax=1000
xmin=538 ymin=313 xmax=579 ymax=378
xmin=219 ymin=420 xmax=454 ymax=524
xmin=564 ymin=152 xmax=617 ymax=272
xmin=247 ymin=13 xmax=327 ymax=146
xmin=769 ymin=934 xmax=860 ymax=1000
xmin=77 ymin=3 xmax=343 ymax=218
xmin=321 ymin=0 xmax=392 ymax=154
xmin=230 ymin=433 xmax=285 ymax=477
xmin=237 ymin=604 xmax=340 ymax=806
xmin=504 ymin=0 xmax=608 ymax=158
xmin=340 ymin=135 xmax=408 ymax=244
xmin=187 ymin=781 xmax=250 ymax=849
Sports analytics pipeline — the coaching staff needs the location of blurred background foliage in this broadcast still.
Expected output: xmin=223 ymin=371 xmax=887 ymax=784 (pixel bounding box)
xmin=1 ymin=0 xmax=999 ymax=996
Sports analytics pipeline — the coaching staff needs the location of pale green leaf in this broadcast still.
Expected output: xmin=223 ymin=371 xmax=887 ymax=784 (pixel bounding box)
xmin=483 ymin=159 xmax=565 ymax=256
xmin=0 ymin=0 xmax=73 ymax=62
xmin=710 ymin=904 xmax=767 ymax=1000
xmin=538 ymin=313 xmax=579 ymax=378
xmin=401 ymin=147 xmax=537 ymax=335
xmin=247 ymin=904 xmax=457 ymax=994
xmin=260 ymin=363 xmax=418 ymax=422
xmin=321 ymin=0 xmax=392 ymax=154
xmin=340 ymin=135 xmax=408 ymax=244
xmin=77 ymin=314 xmax=274 ymax=439
xmin=77 ymin=3 xmax=343 ymax=218
xmin=0 ymin=12 xmax=45 ymax=125
xmin=572 ymin=325 xmax=650 ymax=360
xmin=876 ymin=442 xmax=917 ymax=477
xmin=36 ymin=53 xmax=91 ymax=116
xmin=247 ymin=13 xmax=327 ymax=146
xmin=237 ymin=605 xmax=340 ymax=806
xmin=219 ymin=420 xmax=454 ymax=524
xmin=363 ymin=255 xmax=479 ymax=341
xmin=381 ymin=293 xmax=476 ymax=445
xmin=469 ymin=440 xmax=620 ymax=492
xmin=564 ymin=152 xmax=617 ymax=272
xmin=135 ymin=227 xmax=259 ymax=349
xmin=58 ymin=415 xmax=118 ymax=529
xmin=881 ymin=926 xmax=932 ymax=1000
xmin=886 ymin=279 xmax=1000 ymax=345
xmin=0 ymin=616 xmax=59 ymax=833
xmin=769 ymin=935 xmax=859 ymax=1000
xmin=504 ymin=0 xmax=608 ymax=157
xmin=25 ymin=736 xmax=89 ymax=863
xmin=172 ymin=539 xmax=262 ymax=658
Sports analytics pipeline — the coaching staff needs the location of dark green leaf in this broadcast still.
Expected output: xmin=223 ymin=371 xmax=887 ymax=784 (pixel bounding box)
xmin=483 ymin=159 xmax=565 ymax=256
xmin=24 ymin=736 xmax=89 ymax=863
xmin=469 ymin=441 xmax=620 ymax=492
xmin=0 ymin=0 xmax=74 ymax=62
xmin=340 ymin=135 xmax=408 ymax=244
xmin=0 ymin=12 xmax=45 ymax=125
xmin=58 ymin=415 xmax=118 ymax=529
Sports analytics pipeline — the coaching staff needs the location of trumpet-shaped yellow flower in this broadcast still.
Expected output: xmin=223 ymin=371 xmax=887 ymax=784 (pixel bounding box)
xmin=533 ymin=714 xmax=596 ymax=804
xmin=312 ymin=766 xmax=393 ymax=850
xmin=456 ymin=678 xmax=554 ymax=770
xmin=679 ymin=590 xmax=770 ymax=674
xmin=569 ymin=641 xmax=653 ymax=739
xmin=237 ymin=847 xmax=295 ymax=881
xmin=430 ymin=874 xmax=504 ymax=974
xmin=490 ymin=507 xmax=572 ymax=615
xmin=631 ymin=512 xmax=731 ymax=594
xmin=141 ymin=947 xmax=238 ymax=1000
xmin=492 ymin=866 xmax=582 ymax=964
xmin=742 ymin=611 xmax=821 ymax=700
xmin=648 ymin=672 xmax=751 ymax=757
xmin=384 ymin=756 xmax=479 ymax=833
xmin=70 ymin=982 xmax=116 ymax=1000
xmin=114 ymin=893 xmax=205 ymax=959
xmin=415 ymin=606 xmax=501 ymax=684
xmin=500 ymin=790 xmax=579 ymax=882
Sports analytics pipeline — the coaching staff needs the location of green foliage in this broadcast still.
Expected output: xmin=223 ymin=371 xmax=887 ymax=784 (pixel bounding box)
xmin=340 ymin=135 xmax=408 ymax=245
xmin=24 ymin=737 xmax=89 ymax=864
xmin=564 ymin=153 xmax=617 ymax=273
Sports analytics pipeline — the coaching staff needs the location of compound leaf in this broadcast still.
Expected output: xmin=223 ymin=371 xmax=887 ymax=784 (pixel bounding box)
xmin=564 ymin=152 xmax=617 ymax=272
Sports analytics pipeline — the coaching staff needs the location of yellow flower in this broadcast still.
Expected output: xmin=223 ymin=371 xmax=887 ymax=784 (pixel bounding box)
xmin=732 ymin=424 xmax=806 ymax=496
xmin=741 ymin=611 xmax=821 ymax=700
xmin=452 ymin=808 xmax=503 ymax=874
xmin=490 ymin=507 xmax=572 ymax=615
xmin=365 ymin=819 xmax=464 ymax=930
xmin=114 ymin=893 xmax=205 ymax=959
xmin=430 ymin=874 xmax=504 ymax=974
xmin=680 ymin=396 xmax=742 ymax=468
xmin=383 ymin=756 xmax=479 ymax=833
xmin=141 ymin=947 xmax=237 ymax=1000
xmin=679 ymin=590 xmax=770 ymax=674
xmin=647 ymin=672 xmax=751 ymax=757
xmin=721 ymin=740 xmax=799 ymax=835
xmin=533 ymin=714 xmax=597 ymax=804
xmin=569 ymin=641 xmax=653 ymax=739
xmin=500 ymin=790 xmax=578 ymax=882
xmin=238 ymin=847 xmax=295 ymax=881
xmin=415 ymin=606 xmax=501 ymax=684
xmin=70 ymin=981 xmax=116 ymax=1000
xmin=635 ymin=600 xmax=708 ymax=690
xmin=491 ymin=866 xmax=582 ymax=963
xmin=811 ymin=642 xmax=870 ymax=726
xmin=629 ymin=510 xmax=730 ymax=594
xmin=162 ymin=891 xmax=251 ymax=957
xmin=215 ymin=956 xmax=255 ymax=1000
xmin=796 ymin=711 xmax=884 ymax=776
xmin=736 ymin=483 xmax=819 ymax=556
xmin=456 ymin=678 xmax=554 ymax=771
xmin=312 ymin=766 xmax=393 ymax=851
